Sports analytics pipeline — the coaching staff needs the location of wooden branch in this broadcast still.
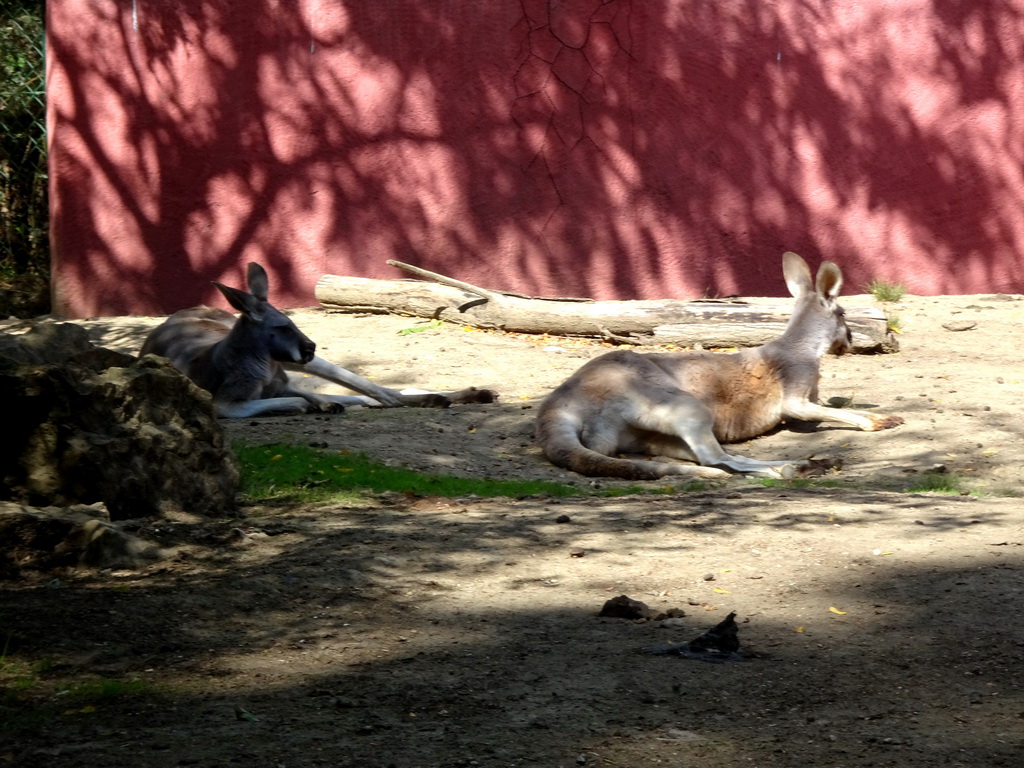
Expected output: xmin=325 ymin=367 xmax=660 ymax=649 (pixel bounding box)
xmin=315 ymin=272 xmax=898 ymax=353
xmin=385 ymin=259 xmax=505 ymax=304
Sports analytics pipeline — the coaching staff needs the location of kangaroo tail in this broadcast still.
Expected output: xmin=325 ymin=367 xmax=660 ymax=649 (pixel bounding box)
xmin=536 ymin=410 xmax=695 ymax=481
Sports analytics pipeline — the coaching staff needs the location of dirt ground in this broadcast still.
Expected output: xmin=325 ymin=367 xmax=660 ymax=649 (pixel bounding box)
xmin=3 ymin=290 xmax=1024 ymax=767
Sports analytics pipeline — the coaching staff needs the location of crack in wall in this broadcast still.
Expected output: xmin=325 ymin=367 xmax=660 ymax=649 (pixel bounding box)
xmin=511 ymin=1 xmax=636 ymax=230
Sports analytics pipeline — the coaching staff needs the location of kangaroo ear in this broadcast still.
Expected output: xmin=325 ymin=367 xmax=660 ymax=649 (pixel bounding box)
xmin=214 ymin=281 xmax=264 ymax=320
xmin=782 ymin=252 xmax=813 ymax=298
xmin=245 ymin=262 xmax=270 ymax=302
xmin=815 ymin=261 xmax=843 ymax=301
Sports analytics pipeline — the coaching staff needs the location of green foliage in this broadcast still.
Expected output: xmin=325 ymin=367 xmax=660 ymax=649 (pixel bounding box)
xmin=0 ymin=5 xmax=43 ymax=115
xmin=865 ymin=278 xmax=907 ymax=303
xmin=0 ymin=0 xmax=49 ymax=315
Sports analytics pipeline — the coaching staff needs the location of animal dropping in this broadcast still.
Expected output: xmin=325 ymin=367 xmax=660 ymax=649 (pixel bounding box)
xmin=644 ymin=611 xmax=744 ymax=662
xmin=140 ymin=262 xmax=496 ymax=418
xmin=535 ymin=252 xmax=903 ymax=480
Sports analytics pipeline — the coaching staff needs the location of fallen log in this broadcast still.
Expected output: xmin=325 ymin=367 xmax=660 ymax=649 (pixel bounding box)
xmin=315 ymin=262 xmax=898 ymax=353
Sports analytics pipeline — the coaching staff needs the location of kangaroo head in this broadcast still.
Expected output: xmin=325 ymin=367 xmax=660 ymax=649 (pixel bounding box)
xmin=213 ymin=262 xmax=316 ymax=365
xmin=782 ymin=251 xmax=852 ymax=356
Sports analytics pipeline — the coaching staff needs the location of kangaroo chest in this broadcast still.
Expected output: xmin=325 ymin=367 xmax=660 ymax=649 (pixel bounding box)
xmin=657 ymin=353 xmax=787 ymax=443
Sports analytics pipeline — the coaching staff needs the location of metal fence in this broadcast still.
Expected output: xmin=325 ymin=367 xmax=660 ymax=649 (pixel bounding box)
xmin=0 ymin=0 xmax=46 ymax=315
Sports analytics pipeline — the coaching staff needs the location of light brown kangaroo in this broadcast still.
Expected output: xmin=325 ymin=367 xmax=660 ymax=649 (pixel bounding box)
xmin=140 ymin=262 xmax=496 ymax=418
xmin=536 ymin=252 xmax=903 ymax=480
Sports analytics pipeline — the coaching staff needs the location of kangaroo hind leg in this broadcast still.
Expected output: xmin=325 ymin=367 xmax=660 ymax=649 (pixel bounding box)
xmin=623 ymin=390 xmax=796 ymax=477
xmin=577 ymin=405 xmax=729 ymax=480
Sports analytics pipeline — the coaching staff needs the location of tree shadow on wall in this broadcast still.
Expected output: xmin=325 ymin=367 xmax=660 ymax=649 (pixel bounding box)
xmin=48 ymin=0 xmax=1024 ymax=315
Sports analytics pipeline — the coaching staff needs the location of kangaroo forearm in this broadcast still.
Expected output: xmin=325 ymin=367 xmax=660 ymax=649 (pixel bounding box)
xmin=785 ymin=401 xmax=902 ymax=431
xmin=291 ymin=357 xmax=403 ymax=403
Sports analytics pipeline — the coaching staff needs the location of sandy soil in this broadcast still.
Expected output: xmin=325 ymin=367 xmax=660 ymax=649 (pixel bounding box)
xmin=3 ymin=291 xmax=1024 ymax=767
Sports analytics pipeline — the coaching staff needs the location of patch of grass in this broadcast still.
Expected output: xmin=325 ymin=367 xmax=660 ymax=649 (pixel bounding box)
xmin=0 ymin=656 xmax=37 ymax=698
xmin=234 ymin=443 xmax=711 ymax=503
xmin=884 ymin=311 xmax=902 ymax=333
xmin=2 ymin=632 xmax=156 ymax=741
xmin=1 ymin=690 xmax=50 ymax=737
xmin=63 ymin=677 xmax=152 ymax=703
xmin=600 ymin=481 xmax=708 ymax=497
xmin=990 ymin=486 xmax=1023 ymax=498
xmin=865 ymin=278 xmax=907 ymax=303
xmin=397 ymin=319 xmax=444 ymax=335
xmin=2 ymin=673 xmax=154 ymax=739
xmin=755 ymin=477 xmax=846 ymax=490
xmin=235 ymin=443 xmax=585 ymax=503
xmin=904 ymin=471 xmax=970 ymax=495
xmin=1 ymin=638 xmax=139 ymax=737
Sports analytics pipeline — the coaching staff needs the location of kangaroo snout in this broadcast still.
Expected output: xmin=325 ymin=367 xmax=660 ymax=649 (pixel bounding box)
xmin=299 ymin=337 xmax=316 ymax=364
xmin=829 ymin=331 xmax=852 ymax=356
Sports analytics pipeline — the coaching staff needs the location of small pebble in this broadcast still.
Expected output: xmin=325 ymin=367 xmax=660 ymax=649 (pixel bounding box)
xmin=942 ymin=320 xmax=977 ymax=332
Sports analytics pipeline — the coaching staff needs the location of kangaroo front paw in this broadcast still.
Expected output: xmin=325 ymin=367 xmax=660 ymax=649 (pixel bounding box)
xmin=868 ymin=414 xmax=904 ymax=431
xmin=306 ymin=400 xmax=345 ymax=414
xmin=418 ymin=393 xmax=453 ymax=408
xmin=746 ymin=463 xmax=802 ymax=479
xmin=776 ymin=464 xmax=799 ymax=480
xmin=373 ymin=391 xmax=407 ymax=408
xmin=450 ymin=387 xmax=498 ymax=405
xmin=787 ymin=456 xmax=844 ymax=478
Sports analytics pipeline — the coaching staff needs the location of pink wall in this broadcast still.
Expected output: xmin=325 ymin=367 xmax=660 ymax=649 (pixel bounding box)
xmin=48 ymin=1 xmax=1024 ymax=318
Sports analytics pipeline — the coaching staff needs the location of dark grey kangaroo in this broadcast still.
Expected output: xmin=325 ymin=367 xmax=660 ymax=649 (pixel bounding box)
xmin=140 ymin=262 xmax=495 ymax=418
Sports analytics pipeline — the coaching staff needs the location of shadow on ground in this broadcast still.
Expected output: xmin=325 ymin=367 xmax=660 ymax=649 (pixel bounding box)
xmin=3 ymin=488 xmax=1023 ymax=767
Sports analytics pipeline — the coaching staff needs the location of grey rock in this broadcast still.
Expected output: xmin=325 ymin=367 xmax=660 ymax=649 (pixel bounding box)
xmin=1 ymin=323 xmax=238 ymax=520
